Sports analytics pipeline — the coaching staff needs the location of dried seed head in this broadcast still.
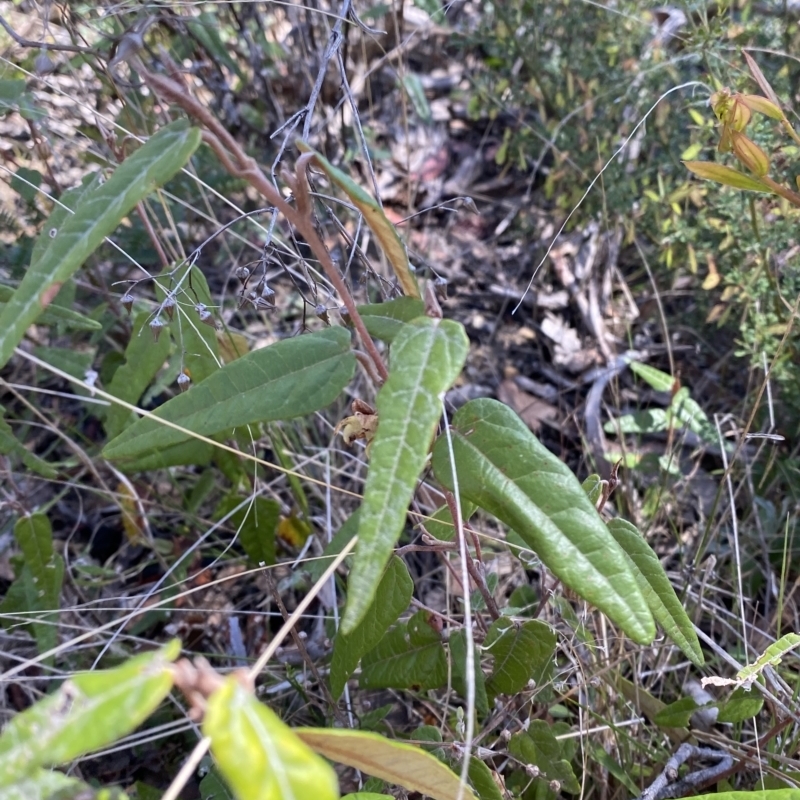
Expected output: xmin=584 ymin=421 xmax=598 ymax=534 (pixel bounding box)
xmin=162 ymin=294 xmax=176 ymax=320
xmin=121 ymin=293 xmax=135 ymax=315
xmin=177 ymin=370 xmax=191 ymax=392
xmin=260 ymin=283 xmax=276 ymax=304
xmin=198 ymin=308 xmax=218 ymax=329
xmin=434 ymin=276 xmax=449 ymax=300
xmin=315 ymin=304 xmax=330 ymax=324
xmin=549 ymin=781 xmax=560 ymax=793
xmin=340 ymin=306 xmax=353 ymax=327
xmin=525 ymin=765 xmax=539 ymax=779
xmin=149 ymin=315 xmax=166 ymax=342
xmin=234 ymin=266 xmax=250 ymax=282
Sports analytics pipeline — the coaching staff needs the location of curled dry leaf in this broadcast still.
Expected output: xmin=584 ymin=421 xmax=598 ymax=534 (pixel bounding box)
xmin=334 ymin=399 xmax=379 ymax=448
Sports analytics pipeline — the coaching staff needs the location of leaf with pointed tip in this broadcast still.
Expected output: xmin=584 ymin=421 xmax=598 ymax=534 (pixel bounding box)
xmin=1 ymin=770 xmax=112 ymax=800
xmin=484 ymin=619 xmax=555 ymax=697
xmin=297 ymin=142 xmax=420 ymax=298
xmin=508 ymin=722 xmax=580 ymax=794
xmin=431 ymin=398 xmax=654 ymax=644
xmin=0 ymin=641 xmax=180 ymax=785
xmin=606 ymin=518 xmax=704 ymax=666
xmin=0 ymin=120 xmax=201 ymax=369
xmin=360 ymin=611 xmax=448 ymax=690
xmin=0 ymin=284 xmax=100 ymax=331
xmin=331 ymin=556 xmax=413 ymax=700
xmin=296 ymin=728 xmax=477 ymax=800
xmin=204 ymin=677 xmax=339 ymax=800
xmin=103 ymin=327 xmax=356 ymax=463
xmin=0 ymin=412 xmax=57 ymax=479
xmin=684 ymin=161 xmax=772 ymax=193
xmin=357 ymin=298 xmax=425 ymax=342
xmin=343 ymin=319 xmax=468 ymax=633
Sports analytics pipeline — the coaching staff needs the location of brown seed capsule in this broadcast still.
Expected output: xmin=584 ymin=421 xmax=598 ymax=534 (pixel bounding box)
xmin=177 ymin=371 xmax=191 ymax=392
xmin=198 ymin=309 xmax=217 ymax=329
xmin=260 ymin=283 xmax=276 ymax=306
xmin=162 ymin=295 xmax=176 ymax=320
xmin=315 ymin=304 xmax=330 ymax=324
xmin=434 ymin=276 xmax=449 ymax=300
xmin=121 ymin=293 xmax=134 ymax=315
xmin=149 ymin=315 xmax=166 ymax=342
xmin=235 ymin=266 xmax=250 ymax=282
xmin=340 ymin=306 xmax=353 ymax=327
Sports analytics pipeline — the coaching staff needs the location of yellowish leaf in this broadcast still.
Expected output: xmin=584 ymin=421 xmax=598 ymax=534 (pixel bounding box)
xmin=702 ymin=254 xmax=720 ymax=290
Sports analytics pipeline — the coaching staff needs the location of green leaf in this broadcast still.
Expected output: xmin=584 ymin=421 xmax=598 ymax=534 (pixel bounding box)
xmin=0 ymin=120 xmax=202 ymax=369
xmin=693 ymin=794 xmax=800 ymax=800
xmin=331 ymin=556 xmax=413 ymax=700
xmin=484 ymin=619 xmax=556 ymax=697
xmin=0 ymin=641 xmax=179 ymax=785
xmin=0 ymin=413 xmax=57 ymax=479
xmin=155 ymin=260 xmax=220 ymax=385
xmin=217 ymin=495 xmax=280 ymax=567
xmin=199 ymin=763 xmax=235 ymax=800
xmin=400 ymin=73 xmax=432 ymax=124
xmin=581 ymin=474 xmax=604 ymax=506
xmin=0 ymin=284 xmax=101 ymax=331
xmin=360 ymin=610 xmax=448 ymax=690
xmin=508 ymin=722 xmax=580 ymax=794
xmin=716 ymin=687 xmax=763 ymax=723
xmin=465 ymin=758 xmax=504 ymax=800
xmin=653 ymin=696 xmax=699 ymax=728
xmin=738 ymin=633 xmax=800 ymax=687
xmin=684 ymin=160 xmax=773 ymax=193
xmin=104 ymin=311 xmax=172 ymax=440
xmin=605 ymin=409 xmax=669 ymax=435
xmin=629 ymin=361 xmax=674 ymax=392
xmin=8 ymin=513 xmax=63 ymax=656
xmin=343 ymin=318 xmax=468 ymax=633
xmin=0 ymin=770 xmax=122 ymax=800
xmin=11 ymin=167 xmax=42 ymax=204
xmin=297 ymin=142 xmax=420 ymax=298
xmin=449 ymin=628 xmax=488 ymax=715
xmin=431 ymin=399 xmax=655 ymax=644
xmin=296 ymin=728 xmax=477 ymax=800
xmin=305 ymin=511 xmax=360 ymax=583
xmin=103 ymin=327 xmax=356 ymax=462
xmin=605 ymin=518 xmax=704 ymax=666
xmin=357 ymin=298 xmax=425 ymax=342
xmin=203 ymin=677 xmax=338 ymax=800
xmin=423 ymin=500 xmax=478 ymax=542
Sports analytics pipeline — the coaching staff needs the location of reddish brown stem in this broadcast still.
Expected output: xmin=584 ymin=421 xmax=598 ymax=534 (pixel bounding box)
xmin=136 ymin=60 xmax=389 ymax=382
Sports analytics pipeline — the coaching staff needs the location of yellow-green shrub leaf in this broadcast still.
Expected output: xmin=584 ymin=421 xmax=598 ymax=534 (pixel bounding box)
xmin=357 ymin=298 xmax=425 ymax=342
xmin=296 ymin=728 xmax=477 ymax=800
xmin=203 ymin=677 xmax=338 ymax=800
xmin=683 ymin=161 xmax=772 ymax=193
xmin=0 ymin=641 xmax=179 ymax=785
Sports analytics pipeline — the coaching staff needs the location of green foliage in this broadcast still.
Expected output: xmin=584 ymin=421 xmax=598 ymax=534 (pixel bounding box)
xmin=0 ymin=120 xmax=201 ymax=369
xmin=431 ymin=398 xmax=654 ymax=643
xmin=484 ymin=619 xmax=556 ymax=698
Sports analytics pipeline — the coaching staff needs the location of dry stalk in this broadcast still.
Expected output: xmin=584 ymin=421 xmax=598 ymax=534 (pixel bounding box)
xmin=134 ymin=58 xmax=389 ymax=382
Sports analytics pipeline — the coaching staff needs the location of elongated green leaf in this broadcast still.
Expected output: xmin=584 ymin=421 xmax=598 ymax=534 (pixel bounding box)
xmin=0 ymin=413 xmax=57 ymax=479
xmin=508 ymin=723 xmax=580 ymax=794
xmin=431 ymin=399 xmax=654 ymax=644
xmin=581 ymin=474 xmax=604 ymax=506
xmin=103 ymin=327 xmax=356 ymax=462
xmin=0 ymin=641 xmax=179 ymax=785
xmin=296 ymin=728 xmax=477 ymax=800
xmin=738 ymin=633 xmax=800 ymax=688
xmin=464 ymin=759 xmax=503 ymax=800
xmin=155 ymin=260 xmax=220 ymax=385
xmin=717 ymin=687 xmax=763 ymax=723
xmin=606 ymin=518 xmax=704 ymax=666
xmin=343 ymin=318 xmax=468 ymax=634
xmin=297 ymin=142 xmax=420 ymax=298
xmin=11 ymin=513 xmax=62 ymax=656
xmin=629 ymin=361 xmax=674 ymax=392
xmin=1 ymin=770 xmax=120 ymax=800
xmin=104 ymin=312 xmax=172 ymax=440
xmin=683 ymin=161 xmax=773 ymax=192
xmin=217 ymin=495 xmax=279 ymax=567
xmin=0 ymin=284 xmax=100 ymax=331
xmin=449 ymin=629 xmax=488 ymax=715
xmin=653 ymin=696 xmax=699 ymax=728
xmin=0 ymin=120 xmax=201 ymax=369
xmin=605 ymin=408 xmax=669 ymax=435
xmin=203 ymin=677 xmax=338 ymax=800
xmin=484 ymin=619 xmax=555 ymax=697
xmin=691 ymin=793 xmax=800 ymax=800
xmin=357 ymin=298 xmax=425 ymax=343
xmin=331 ymin=556 xmax=413 ymax=700
xmin=360 ymin=610 xmax=448 ymax=690
xmin=423 ymin=500 xmax=478 ymax=542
